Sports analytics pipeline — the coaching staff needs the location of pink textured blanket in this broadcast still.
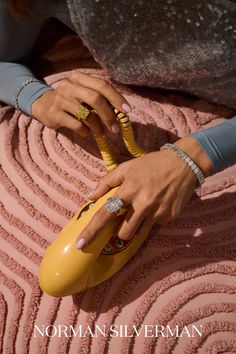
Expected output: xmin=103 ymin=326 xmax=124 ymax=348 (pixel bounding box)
xmin=1 ymin=68 xmax=236 ymax=354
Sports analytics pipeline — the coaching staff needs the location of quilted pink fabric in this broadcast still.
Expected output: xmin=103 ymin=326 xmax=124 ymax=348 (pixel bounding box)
xmin=0 ymin=68 xmax=236 ymax=354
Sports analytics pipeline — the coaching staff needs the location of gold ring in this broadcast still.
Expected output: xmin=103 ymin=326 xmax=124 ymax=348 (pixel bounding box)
xmin=74 ymin=104 xmax=91 ymax=121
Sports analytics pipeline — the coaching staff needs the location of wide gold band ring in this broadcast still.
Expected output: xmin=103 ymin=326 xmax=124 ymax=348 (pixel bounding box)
xmin=74 ymin=103 xmax=92 ymax=121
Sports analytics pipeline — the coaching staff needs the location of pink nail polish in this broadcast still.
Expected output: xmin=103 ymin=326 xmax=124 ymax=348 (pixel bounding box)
xmin=87 ymin=191 xmax=94 ymax=199
xmin=111 ymin=124 xmax=120 ymax=134
xmin=76 ymin=238 xmax=86 ymax=249
xmin=122 ymin=103 xmax=132 ymax=113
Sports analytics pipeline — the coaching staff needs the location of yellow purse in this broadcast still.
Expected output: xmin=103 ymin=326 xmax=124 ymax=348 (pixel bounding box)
xmin=39 ymin=109 xmax=151 ymax=297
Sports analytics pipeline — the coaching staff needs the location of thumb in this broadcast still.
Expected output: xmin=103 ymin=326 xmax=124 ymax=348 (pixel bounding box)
xmin=89 ymin=165 xmax=125 ymax=200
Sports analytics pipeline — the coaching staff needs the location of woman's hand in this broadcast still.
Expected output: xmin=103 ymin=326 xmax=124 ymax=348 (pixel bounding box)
xmin=31 ymin=71 xmax=132 ymax=137
xmin=75 ymin=137 xmax=212 ymax=249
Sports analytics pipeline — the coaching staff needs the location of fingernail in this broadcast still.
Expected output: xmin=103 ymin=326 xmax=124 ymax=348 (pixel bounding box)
xmin=122 ymin=103 xmax=132 ymax=113
xmin=111 ymin=124 xmax=120 ymax=134
xmin=76 ymin=238 xmax=86 ymax=249
xmin=87 ymin=191 xmax=94 ymax=199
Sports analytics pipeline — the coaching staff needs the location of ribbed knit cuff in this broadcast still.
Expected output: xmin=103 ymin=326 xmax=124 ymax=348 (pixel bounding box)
xmin=190 ymin=116 xmax=236 ymax=173
xmin=18 ymin=81 xmax=54 ymax=116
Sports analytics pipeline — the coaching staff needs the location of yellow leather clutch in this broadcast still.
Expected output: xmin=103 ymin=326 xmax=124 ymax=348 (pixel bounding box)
xmin=39 ymin=109 xmax=150 ymax=297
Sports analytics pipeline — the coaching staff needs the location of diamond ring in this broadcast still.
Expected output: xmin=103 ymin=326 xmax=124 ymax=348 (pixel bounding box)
xmin=105 ymin=196 xmax=125 ymax=214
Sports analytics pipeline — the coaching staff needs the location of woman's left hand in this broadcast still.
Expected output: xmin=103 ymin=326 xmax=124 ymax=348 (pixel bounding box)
xmin=75 ymin=136 xmax=212 ymax=249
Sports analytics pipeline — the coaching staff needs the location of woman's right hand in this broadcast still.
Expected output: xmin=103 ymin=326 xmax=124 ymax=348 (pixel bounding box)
xmin=31 ymin=71 xmax=132 ymax=137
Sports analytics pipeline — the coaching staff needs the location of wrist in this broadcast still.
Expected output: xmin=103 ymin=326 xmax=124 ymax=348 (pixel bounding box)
xmin=31 ymin=89 xmax=53 ymax=118
xmin=174 ymin=136 xmax=212 ymax=178
xmin=14 ymin=79 xmax=52 ymax=116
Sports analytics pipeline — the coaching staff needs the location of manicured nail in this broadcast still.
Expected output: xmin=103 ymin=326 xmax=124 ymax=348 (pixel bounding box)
xmin=87 ymin=191 xmax=94 ymax=199
xmin=111 ymin=124 xmax=120 ymax=134
xmin=76 ymin=238 xmax=86 ymax=249
xmin=122 ymin=103 xmax=132 ymax=113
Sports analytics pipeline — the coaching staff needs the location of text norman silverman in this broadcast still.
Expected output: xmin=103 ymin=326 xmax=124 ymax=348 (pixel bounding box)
xmin=34 ymin=324 xmax=203 ymax=338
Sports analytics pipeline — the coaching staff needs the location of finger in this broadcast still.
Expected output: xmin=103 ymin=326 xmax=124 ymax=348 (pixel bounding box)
xmin=62 ymin=98 xmax=105 ymax=137
xmin=66 ymin=82 xmax=119 ymax=134
xmin=70 ymin=71 xmax=132 ymax=114
xmin=76 ymin=184 xmax=131 ymax=249
xmin=75 ymin=201 xmax=124 ymax=249
xmin=116 ymin=203 xmax=147 ymax=241
xmin=118 ymin=206 xmax=159 ymax=244
xmin=83 ymin=110 xmax=105 ymax=137
xmin=89 ymin=165 xmax=125 ymax=200
xmin=58 ymin=112 xmax=90 ymax=137
xmin=136 ymin=213 xmax=156 ymax=239
xmin=152 ymin=205 xmax=172 ymax=225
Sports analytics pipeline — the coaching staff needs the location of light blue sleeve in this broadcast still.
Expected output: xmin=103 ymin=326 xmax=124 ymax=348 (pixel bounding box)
xmin=190 ymin=116 xmax=236 ymax=173
xmin=0 ymin=1 xmax=53 ymax=115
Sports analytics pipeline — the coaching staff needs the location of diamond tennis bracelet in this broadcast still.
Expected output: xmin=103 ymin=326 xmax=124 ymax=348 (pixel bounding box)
xmin=160 ymin=143 xmax=205 ymax=186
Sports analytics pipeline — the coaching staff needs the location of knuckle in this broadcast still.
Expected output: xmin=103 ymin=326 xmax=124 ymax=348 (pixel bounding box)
xmin=96 ymin=178 xmax=107 ymax=189
xmin=47 ymin=102 xmax=58 ymax=116
xmin=69 ymin=72 xmax=79 ymax=81
xmin=117 ymin=161 xmax=130 ymax=177
xmin=137 ymin=194 xmax=155 ymax=210
xmin=45 ymin=119 xmax=59 ymax=129
xmin=70 ymin=70 xmax=83 ymax=80
xmin=53 ymin=93 xmax=63 ymax=105
xmin=99 ymin=206 xmax=110 ymax=218
xmin=119 ymin=161 xmax=129 ymax=171
xmin=97 ymin=78 xmax=109 ymax=90
xmin=58 ymin=78 xmax=70 ymax=90
xmin=95 ymin=178 xmax=103 ymax=187
xmin=98 ymin=206 xmax=113 ymax=223
xmin=91 ymin=92 xmax=104 ymax=106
